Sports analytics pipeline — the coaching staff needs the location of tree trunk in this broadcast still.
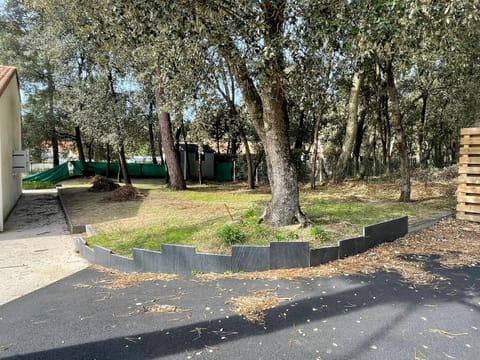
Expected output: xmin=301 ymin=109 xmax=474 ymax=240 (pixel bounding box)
xmin=118 ymin=143 xmax=132 ymax=185
xmin=51 ymin=133 xmax=60 ymax=167
xmin=381 ymin=94 xmax=392 ymax=175
xmin=417 ymin=93 xmax=428 ymax=168
xmin=148 ymin=117 xmax=158 ymax=165
xmin=154 ymin=87 xmax=186 ymax=190
xmin=353 ymin=101 xmax=367 ymax=177
xmin=213 ymin=2 xmax=306 ymax=226
xmin=294 ymin=109 xmax=305 ymax=150
xmin=238 ymin=127 xmax=255 ymax=189
xmin=385 ymin=58 xmax=411 ymax=202
xmin=310 ymin=113 xmax=321 ymax=189
xmin=157 ymin=136 xmax=164 ymax=166
xmin=361 ymin=121 xmax=377 ymax=180
xmin=106 ymin=143 xmax=111 ymax=178
xmin=87 ymin=142 xmax=93 ymax=162
xmin=198 ymin=145 xmax=203 ymax=185
xmin=45 ymin=62 xmax=60 ymax=167
xmin=334 ymin=71 xmax=364 ymax=182
xmin=75 ymin=125 xmax=86 ymax=167
xmin=260 ymin=86 xmax=308 ymax=227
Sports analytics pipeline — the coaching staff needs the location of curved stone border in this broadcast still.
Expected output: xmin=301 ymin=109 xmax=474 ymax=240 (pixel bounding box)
xmin=73 ymin=216 xmax=410 ymax=275
xmin=58 ymin=188 xmax=452 ymax=275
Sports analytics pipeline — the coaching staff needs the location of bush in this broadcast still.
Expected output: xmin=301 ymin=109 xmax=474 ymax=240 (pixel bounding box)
xmin=217 ymin=223 xmax=245 ymax=245
xmin=310 ymin=225 xmax=330 ymax=242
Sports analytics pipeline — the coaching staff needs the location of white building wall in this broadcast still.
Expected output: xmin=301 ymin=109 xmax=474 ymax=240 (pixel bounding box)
xmin=0 ymin=74 xmax=22 ymax=231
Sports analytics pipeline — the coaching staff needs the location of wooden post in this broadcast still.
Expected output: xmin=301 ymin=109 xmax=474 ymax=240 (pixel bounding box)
xmin=457 ymin=128 xmax=480 ymax=222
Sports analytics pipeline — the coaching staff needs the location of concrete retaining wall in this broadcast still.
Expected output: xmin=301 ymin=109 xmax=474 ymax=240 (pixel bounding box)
xmin=73 ymin=216 xmax=409 ymax=275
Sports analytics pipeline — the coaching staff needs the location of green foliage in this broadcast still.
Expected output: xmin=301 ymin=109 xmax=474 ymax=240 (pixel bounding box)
xmin=22 ymin=180 xmax=55 ymax=189
xmin=309 ymin=225 xmax=330 ymax=243
xmin=217 ymin=223 xmax=245 ymax=246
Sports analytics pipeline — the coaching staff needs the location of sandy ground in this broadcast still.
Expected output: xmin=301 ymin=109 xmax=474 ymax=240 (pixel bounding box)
xmin=0 ymin=189 xmax=88 ymax=305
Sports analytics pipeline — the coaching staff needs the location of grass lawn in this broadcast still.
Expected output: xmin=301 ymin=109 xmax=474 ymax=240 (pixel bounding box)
xmin=58 ymin=177 xmax=456 ymax=256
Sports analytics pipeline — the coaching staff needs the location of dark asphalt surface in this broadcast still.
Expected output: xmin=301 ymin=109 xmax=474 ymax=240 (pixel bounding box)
xmin=0 ymin=261 xmax=479 ymax=360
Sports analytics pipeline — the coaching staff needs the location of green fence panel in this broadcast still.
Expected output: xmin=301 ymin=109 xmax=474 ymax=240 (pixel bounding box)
xmin=141 ymin=164 xmax=166 ymax=177
xmin=23 ymin=162 xmax=71 ymax=183
xmin=85 ymin=162 xmax=119 ymax=176
xmin=215 ymin=162 xmax=233 ymax=181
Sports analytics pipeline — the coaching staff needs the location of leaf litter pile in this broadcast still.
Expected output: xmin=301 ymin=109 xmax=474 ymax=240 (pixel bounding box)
xmin=227 ymin=290 xmax=284 ymax=325
xmin=74 ymin=266 xmax=177 ymax=290
xmin=88 ymin=175 xmax=119 ymax=192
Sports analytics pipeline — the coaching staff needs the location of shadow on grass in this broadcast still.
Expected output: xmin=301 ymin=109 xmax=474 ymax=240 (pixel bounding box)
xmin=1 ymin=261 xmax=478 ymax=360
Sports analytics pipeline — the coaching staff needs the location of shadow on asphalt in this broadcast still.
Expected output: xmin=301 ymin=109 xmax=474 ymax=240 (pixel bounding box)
xmin=1 ymin=260 xmax=478 ymax=360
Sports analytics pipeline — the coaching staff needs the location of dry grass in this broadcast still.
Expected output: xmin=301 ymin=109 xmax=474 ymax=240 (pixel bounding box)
xmin=227 ymin=290 xmax=284 ymax=325
xmin=142 ymin=304 xmax=189 ymax=314
xmin=92 ymin=265 xmax=178 ymax=289
xmin=59 ymin=178 xmax=455 ymax=255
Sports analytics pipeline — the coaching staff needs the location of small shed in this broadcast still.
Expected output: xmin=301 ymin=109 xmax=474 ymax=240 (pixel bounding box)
xmin=0 ymin=66 xmax=23 ymax=231
xmin=179 ymin=143 xmax=215 ymax=180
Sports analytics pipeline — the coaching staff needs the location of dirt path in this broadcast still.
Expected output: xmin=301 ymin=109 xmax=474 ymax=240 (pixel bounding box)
xmin=0 ymin=189 xmax=88 ymax=305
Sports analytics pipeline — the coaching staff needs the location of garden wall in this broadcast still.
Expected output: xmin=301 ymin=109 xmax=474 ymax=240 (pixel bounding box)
xmin=73 ymin=216 xmax=409 ymax=275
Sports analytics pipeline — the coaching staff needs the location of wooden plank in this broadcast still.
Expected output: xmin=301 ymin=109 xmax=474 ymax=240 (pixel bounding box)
xmin=457 ymin=184 xmax=480 ymax=194
xmin=458 ymin=166 xmax=480 ymax=174
xmin=457 ymin=176 xmax=480 ymax=184
xmin=460 ymin=137 xmax=480 ymax=145
xmin=457 ymin=204 xmax=480 ymax=214
xmin=457 ymin=194 xmax=480 ymax=203
xmin=460 ymin=147 xmax=480 ymax=155
xmin=460 ymin=128 xmax=480 ymax=136
xmin=457 ymin=212 xmax=480 ymax=223
xmin=459 ymin=156 xmax=480 ymax=165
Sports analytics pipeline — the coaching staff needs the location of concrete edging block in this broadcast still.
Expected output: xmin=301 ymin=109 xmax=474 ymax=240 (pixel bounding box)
xmin=232 ymin=245 xmax=269 ymax=272
xmin=270 ymin=242 xmax=310 ymax=269
xmin=363 ymin=216 xmax=408 ymax=247
xmin=338 ymin=236 xmax=366 ymax=259
xmin=110 ymin=254 xmax=138 ymax=272
xmin=310 ymin=246 xmax=339 ymax=266
xmin=75 ymin=237 xmax=94 ymax=263
xmin=85 ymin=224 xmax=97 ymax=237
xmin=133 ymin=248 xmax=166 ymax=273
xmin=196 ymin=253 xmax=231 ymax=273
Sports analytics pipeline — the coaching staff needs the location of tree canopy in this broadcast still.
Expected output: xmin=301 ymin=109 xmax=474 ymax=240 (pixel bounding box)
xmin=1 ymin=0 xmax=479 ymax=225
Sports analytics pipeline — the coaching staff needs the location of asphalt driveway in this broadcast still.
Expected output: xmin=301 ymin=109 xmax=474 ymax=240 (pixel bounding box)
xmin=0 ymin=260 xmax=478 ymax=359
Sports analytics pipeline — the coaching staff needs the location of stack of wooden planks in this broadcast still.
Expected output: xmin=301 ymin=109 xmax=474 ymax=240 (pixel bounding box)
xmin=458 ymin=128 xmax=480 ymax=222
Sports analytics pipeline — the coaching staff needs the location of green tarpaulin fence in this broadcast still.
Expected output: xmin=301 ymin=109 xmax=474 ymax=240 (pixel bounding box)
xmin=23 ymin=161 xmax=166 ymax=183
